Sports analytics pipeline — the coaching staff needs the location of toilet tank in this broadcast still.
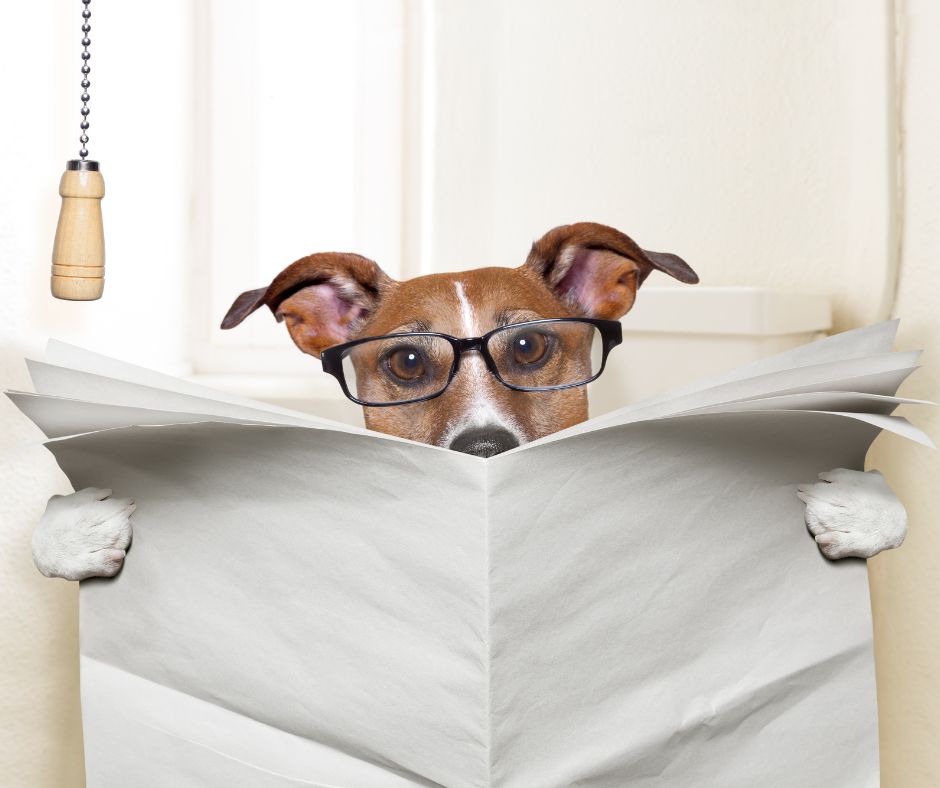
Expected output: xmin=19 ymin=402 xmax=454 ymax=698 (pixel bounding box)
xmin=587 ymin=287 xmax=832 ymax=417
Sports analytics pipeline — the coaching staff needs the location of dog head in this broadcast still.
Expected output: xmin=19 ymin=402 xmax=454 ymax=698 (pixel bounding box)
xmin=222 ymin=222 xmax=697 ymax=456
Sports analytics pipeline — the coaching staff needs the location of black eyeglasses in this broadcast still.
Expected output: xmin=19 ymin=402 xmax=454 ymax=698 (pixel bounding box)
xmin=320 ymin=317 xmax=622 ymax=407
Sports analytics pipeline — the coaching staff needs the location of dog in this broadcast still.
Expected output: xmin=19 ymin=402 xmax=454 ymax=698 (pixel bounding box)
xmin=31 ymin=222 xmax=907 ymax=581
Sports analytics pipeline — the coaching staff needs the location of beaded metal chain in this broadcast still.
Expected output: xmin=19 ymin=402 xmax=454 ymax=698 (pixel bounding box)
xmin=79 ymin=0 xmax=92 ymax=160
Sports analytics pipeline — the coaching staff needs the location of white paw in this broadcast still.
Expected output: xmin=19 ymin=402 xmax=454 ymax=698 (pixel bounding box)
xmin=32 ymin=487 xmax=136 ymax=581
xmin=797 ymin=468 xmax=906 ymax=560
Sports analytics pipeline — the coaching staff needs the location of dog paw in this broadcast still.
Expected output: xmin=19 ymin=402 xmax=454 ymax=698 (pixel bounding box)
xmin=32 ymin=487 xmax=136 ymax=581
xmin=797 ymin=468 xmax=906 ymax=560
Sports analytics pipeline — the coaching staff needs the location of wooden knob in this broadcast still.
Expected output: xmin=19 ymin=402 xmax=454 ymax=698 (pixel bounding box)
xmin=51 ymin=159 xmax=105 ymax=301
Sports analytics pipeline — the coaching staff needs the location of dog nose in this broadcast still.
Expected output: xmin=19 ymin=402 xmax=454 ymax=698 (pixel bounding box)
xmin=449 ymin=426 xmax=520 ymax=458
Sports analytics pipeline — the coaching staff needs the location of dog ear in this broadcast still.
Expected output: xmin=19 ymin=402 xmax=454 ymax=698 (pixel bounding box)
xmin=523 ymin=222 xmax=698 ymax=319
xmin=220 ymin=252 xmax=394 ymax=357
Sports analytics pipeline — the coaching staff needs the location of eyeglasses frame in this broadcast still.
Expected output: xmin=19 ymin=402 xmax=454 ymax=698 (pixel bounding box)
xmin=320 ymin=317 xmax=623 ymax=407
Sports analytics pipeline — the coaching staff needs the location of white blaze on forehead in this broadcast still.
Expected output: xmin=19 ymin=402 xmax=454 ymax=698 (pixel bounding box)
xmin=453 ymin=279 xmax=477 ymax=336
xmin=442 ymin=279 xmax=526 ymax=447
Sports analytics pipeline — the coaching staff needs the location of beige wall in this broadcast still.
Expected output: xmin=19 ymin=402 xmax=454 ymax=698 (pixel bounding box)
xmin=0 ymin=1 xmax=937 ymax=786
xmin=868 ymin=1 xmax=940 ymax=784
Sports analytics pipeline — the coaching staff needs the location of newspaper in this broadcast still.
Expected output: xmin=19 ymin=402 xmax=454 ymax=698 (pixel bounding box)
xmin=7 ymin=321 xmax=932 ymax=788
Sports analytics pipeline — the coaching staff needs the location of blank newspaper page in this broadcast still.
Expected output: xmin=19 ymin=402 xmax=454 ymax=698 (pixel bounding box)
xmin=7 ymin=322 xmax=930 ymax=787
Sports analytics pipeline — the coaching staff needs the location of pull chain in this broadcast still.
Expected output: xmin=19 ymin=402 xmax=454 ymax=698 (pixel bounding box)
xmin=49 ymin=0 xmax=106 ymax=300
xmin=79 ymin=0 xmax=92 ymax=159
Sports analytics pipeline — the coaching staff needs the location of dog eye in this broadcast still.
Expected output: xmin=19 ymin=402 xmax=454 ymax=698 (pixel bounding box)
xmin=385 ymin=346 xmax=426 ymax=382
xmin=510 ymin=331 xmax=549 ymax=366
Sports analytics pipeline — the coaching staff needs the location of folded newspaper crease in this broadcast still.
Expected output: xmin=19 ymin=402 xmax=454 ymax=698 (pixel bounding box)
xmin=7 ymin=321 xmax=932 ymax=788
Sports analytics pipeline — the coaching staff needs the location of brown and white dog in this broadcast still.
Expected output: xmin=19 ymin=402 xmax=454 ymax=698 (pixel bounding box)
xmin=32 ymin=223 xmax=907 ymax=580
xmin=220 ymin=221 xmax=698 ymax=455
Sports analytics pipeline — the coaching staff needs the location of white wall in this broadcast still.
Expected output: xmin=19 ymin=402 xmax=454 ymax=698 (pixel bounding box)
xmin=1 ymin=2 xmax=937 ymax=786
xmin=424 ymin=0 xmax=898 ymax=332
xmin=0 ymin=1 xmax=193 ymax=784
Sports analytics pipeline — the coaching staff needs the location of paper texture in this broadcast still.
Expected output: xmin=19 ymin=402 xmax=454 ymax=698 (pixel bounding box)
xmin=7 ymin=321 xmax=931 ymax=787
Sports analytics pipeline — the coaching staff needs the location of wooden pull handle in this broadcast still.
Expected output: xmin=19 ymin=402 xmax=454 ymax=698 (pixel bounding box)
xmin=51 ymin=159 xmax=105 ymax=301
